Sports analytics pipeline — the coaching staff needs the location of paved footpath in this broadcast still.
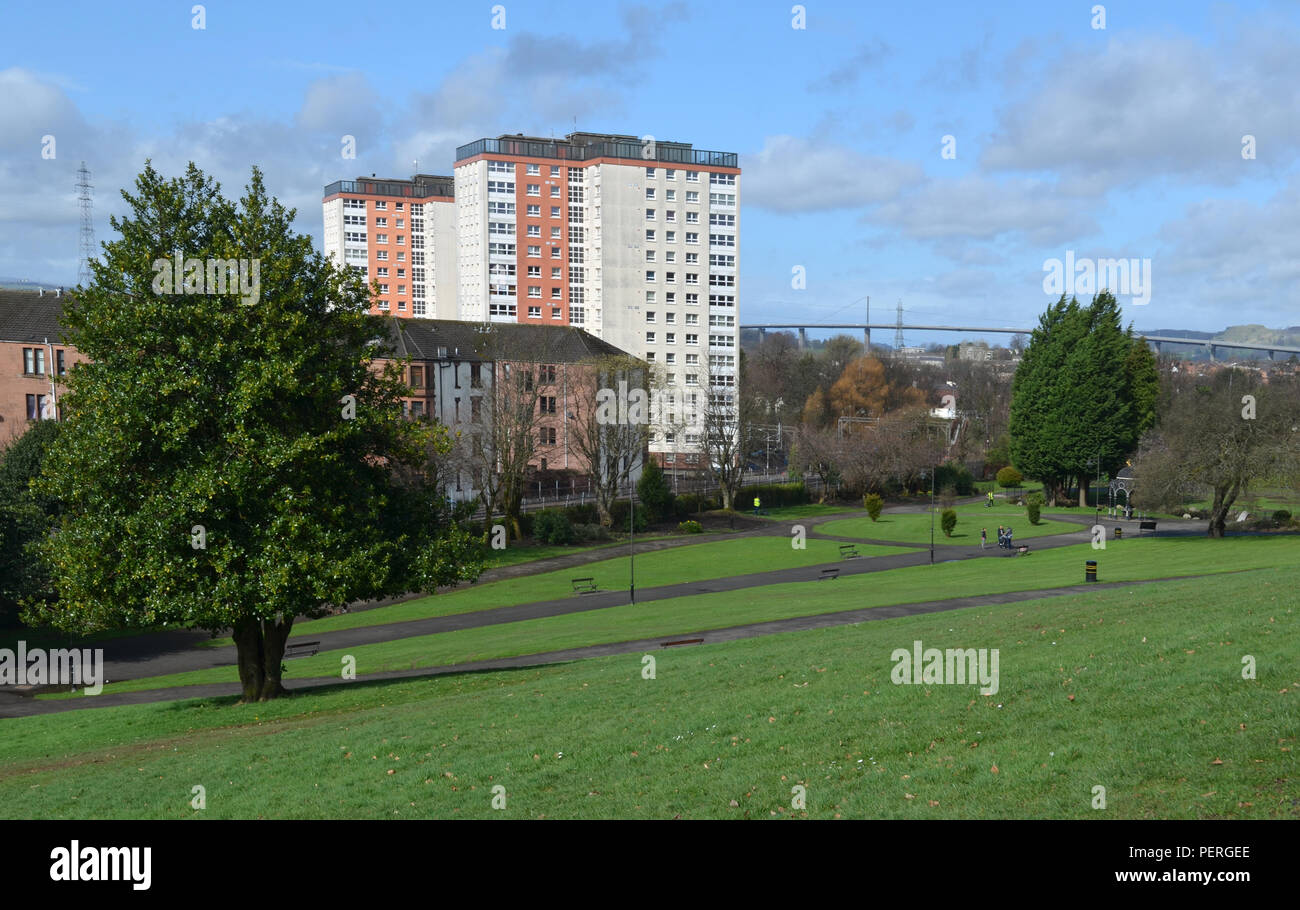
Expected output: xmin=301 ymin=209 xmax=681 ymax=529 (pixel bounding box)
xmin=0 ymin=506 xmax=1214 ymax=717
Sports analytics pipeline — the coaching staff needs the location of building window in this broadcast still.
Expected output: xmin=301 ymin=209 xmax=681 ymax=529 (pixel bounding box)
xmin=645 ymin=188 xmax=656 ymax=200
xmin=551 ymin=206 xmax=561 ymax=218
xmin=550 ymin=165 xmax=561 ymax=177
xmin=646 ymin=229 xmax=656 ymax=242
xmin=539 ymin=396 xmax=557 ymax=414
xmin=527 ymin=184 xmax=540 ymax=196
xmin=56 ymin=349 xmax=66 ymax=375
xmin=551 ymin=307 xmax=562 ymax=319
xmin=646 ymin=332 xmax=656 ymax=343
xmin=550 ymin=186 xmax=561 ymax=198
xmin=528 ymin=245 xmax=541 ymax=257
xmin=645 ymin=271 xmax=656 ymax=282
xmin=528 ymin=305 xmax=542 ymax=318
xmin=646 ymin=311 xmax=656 ymax=322
xmin=665 ymin=333 xmax=676 ymax=344
xmin=539 ymin=427 xmax=557 ymax=446
xmin=686 ymin=333 xmax=699 ymax=345
xmin=527 ymin=204 xmax=541 ymax=216
xmin=526 ymin=164 xmax=540 ymax=175
xmin=665 ymin=169 xmax=675 ymax=180
xmin=470 ymin=363 xmax=482 ymax=388
xmin=410 ymin=366 xmax=424 ymax=389
xmin=686 ymin=171 xmax=699 ymax=182
xmin=645 ymin=208 xmax=655 ymax=220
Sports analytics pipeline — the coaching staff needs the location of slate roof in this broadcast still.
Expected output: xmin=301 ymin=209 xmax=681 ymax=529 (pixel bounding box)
xmin=375 ymin=316 xmax=634 ymax=364
xmin=0 ymin=289 xmax=70 ymax=344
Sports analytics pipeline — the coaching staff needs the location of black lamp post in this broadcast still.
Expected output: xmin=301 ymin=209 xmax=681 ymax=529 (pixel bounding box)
xmin=925 ymin=468 xmax=935 ymax=565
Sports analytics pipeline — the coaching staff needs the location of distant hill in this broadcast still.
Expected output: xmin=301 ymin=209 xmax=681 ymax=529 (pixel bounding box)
xmin=0 ymin=277 xmax=67 ymax=291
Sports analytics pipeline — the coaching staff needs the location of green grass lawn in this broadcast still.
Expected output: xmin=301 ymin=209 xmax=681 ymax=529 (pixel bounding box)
xmin=195 ymin=536 xmax=912 ymax=645
xmin=59 ymin=535 xmax=1300 ymax=698
xmin=756 ymin=503 xmax=859 ymax=520
xmin=4 ymin=564 xmax=1294 ymax=819
xmin=820 ymin=504 xmax=1080 ymax=544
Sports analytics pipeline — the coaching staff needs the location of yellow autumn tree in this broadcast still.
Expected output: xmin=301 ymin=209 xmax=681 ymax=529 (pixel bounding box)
xmin=829 ymin=356 xmax=889 ymax=418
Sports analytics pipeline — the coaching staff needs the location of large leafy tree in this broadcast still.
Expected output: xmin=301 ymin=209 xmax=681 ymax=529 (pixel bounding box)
xmin=28 ymin=162 xmax=481 ymax=701
xmin=1010 ymin=293 xmax=1159 ymax=505
xmin=0 ymin=420 xmax=63 ymax=627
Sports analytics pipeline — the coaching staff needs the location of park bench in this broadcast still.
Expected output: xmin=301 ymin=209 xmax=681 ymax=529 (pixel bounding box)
xmin=1138 ymin=520 xmax=1158 ymax=537
xmin=571 ymin=577 xmax=598 ymax=594
xmin=818 ymin=567 xmax=840 ymax=581
xmin=283 ymin=641 xmax=320 ymax=660
xmin=660 ymin=638 xmax=704 ymax=648
xmin=839 ymin=544 xmax=861 ymax=559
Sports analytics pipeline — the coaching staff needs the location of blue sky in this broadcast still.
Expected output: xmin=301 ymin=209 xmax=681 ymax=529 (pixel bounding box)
xmin=3 ymin=0 xmax=1298 ymax=341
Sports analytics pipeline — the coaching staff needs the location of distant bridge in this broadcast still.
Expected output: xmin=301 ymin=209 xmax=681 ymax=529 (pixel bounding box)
xmin=743 ymin=323 xmax=1300 ymax=360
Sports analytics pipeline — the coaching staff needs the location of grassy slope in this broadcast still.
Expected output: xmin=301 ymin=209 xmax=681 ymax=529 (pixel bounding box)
xmin=52 ymin=536 xmax=1300 ymax=697
xmin=3 ymin=566 xmax=1294 ymax=819
xmin=199 ymin=536 xmax=911 ymax=644
xmin=820 ymin=505 xmax=1080 ymax=544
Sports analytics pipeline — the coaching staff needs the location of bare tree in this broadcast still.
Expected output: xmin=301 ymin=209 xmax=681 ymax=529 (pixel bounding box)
xmin=567 ymin=353 xmax=651 ymax=527
xmin=459 ymin=326 xmax=564 ymax=538
xmin=689 ymin=349 xmax=753 ymax=511
xmin=1133 ymin=368 xmax=1300 ymax=537
xmin=793 ymin=424 xmax=847 ymax=501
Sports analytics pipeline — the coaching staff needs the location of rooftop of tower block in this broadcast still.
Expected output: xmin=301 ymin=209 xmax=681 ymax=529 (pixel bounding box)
xmin=455 ymin=131 xmax=738 ymax=169
xmin=322 ymin=173 xmax=455 ymax=201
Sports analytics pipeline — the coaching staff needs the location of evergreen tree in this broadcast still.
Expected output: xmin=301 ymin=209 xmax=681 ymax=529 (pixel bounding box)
xmin=29 ymin=162 xmax=481 ymax=701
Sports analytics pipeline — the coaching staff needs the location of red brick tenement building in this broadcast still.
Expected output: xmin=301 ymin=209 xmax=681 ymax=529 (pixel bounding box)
xmin=374 ymin=316 xmax=639 ymax=502
xmin=0 ymin=289 xmax=86 ymax=445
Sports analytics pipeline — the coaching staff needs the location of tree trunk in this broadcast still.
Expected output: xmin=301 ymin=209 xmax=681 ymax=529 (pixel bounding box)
xmin=233 ymin=614 xmax=294 ymax=702
xmin=1078 ymin=474 xmax=1088 ymax=508
xmin=1208 ymin=482 xmax=1239 ymax=539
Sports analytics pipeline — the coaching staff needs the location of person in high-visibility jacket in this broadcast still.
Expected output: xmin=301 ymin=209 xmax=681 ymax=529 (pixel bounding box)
xmin=753 ymin=496 xmax=761 ymax=515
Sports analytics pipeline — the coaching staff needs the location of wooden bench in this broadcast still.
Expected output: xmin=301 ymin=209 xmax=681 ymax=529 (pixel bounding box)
xmin=571 ymin=577 xmax=598 ymax=594
xmin=818 ymin=567 xmax=840 ymax=581
xmin=1138 ymin=520 xmax=1158 ymax=537
xmin=660 ymin=638 xmax=704 ymax=648
xmin=284 ymin=641 xmax=320 ymax=660
xmin=839 ymin=544 xmax=861 ymax=560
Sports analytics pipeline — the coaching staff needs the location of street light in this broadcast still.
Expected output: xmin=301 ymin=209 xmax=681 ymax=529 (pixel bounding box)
xmin=923 ymin=468 xmax=935 ymax=565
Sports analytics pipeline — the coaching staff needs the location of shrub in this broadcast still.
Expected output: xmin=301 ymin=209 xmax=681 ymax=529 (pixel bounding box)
xmin=573 ymin=522 xmax=611 ymax=542
xmin=636 ymin=459 xmax=674 ymax=523
xmin=610 ymin=499 xmax=649 ymax=533
xmin=996 ymin=466 xmax=1024 ymax=489
xmin=934 ymin=463 xmax=976 ymax=496
xmin=1026 ymin=491 xmax=1044 ymax=525
xmin=1272 ymin=509 xmax=1292 ymax=523
xmin=673 ymin=492 xmax=720 ymax=519
xmin=743 ymin=482 xmax=810 ymax=509
xmin=677 ymin=520 xmax=703 ymax=534
xmin=531 ymin=509 xmax=575 ymax=545
xmin=940 ymin=508 xmax=957 ymax=537
xmin=863 ymin=493 xmax=884 ymax=522
xmin=564 ymin=503 xmax=599 ymax=525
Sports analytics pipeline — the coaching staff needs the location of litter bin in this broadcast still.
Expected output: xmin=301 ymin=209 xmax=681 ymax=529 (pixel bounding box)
xmin=1114 ymin=527 xmax=1123 ymax=540
xmin=1085 ymin=560 xmax=1098 ymax=583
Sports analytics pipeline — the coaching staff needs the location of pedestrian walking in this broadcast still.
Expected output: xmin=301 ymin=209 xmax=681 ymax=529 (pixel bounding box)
xmin=981 ymin=527 xmax=987 ymax=549
xmin=986 ymin=491 xmax=995 ymax=508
